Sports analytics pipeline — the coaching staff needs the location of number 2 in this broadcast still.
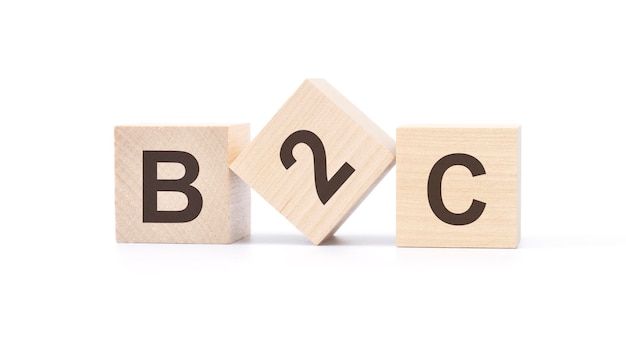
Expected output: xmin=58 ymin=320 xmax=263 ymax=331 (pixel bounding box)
xmin=280 ymin=130 xmax=355 ymax=205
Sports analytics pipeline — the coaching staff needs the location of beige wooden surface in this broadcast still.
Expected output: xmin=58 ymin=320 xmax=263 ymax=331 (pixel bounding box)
xmin=115 ymin=125 xmax=250 ymax=244
xmin=396 ymin=125 xmax=520 ymax=248
xmin=231 ymin=79 xmax=395 ymax=245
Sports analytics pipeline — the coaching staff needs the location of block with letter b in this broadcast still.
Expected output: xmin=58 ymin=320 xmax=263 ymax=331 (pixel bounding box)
xmin=230 ymin=79 xmax=396 ymax=245
xmin=115 ymin=124 xmax=250 ymax=244
xmin=396 ymin=126 xmax=520 ymax=248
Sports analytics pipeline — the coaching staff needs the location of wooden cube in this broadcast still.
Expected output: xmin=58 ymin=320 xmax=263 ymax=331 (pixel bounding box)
xmin=115 ymin=124 xmax=250 ymax=244
xmin=230 ymin=79 xmax=396 ymax=245
xmin=396 ymin=126 xmax=520 ymax=248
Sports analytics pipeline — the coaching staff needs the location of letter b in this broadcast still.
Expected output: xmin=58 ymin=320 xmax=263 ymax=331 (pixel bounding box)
xmin=143 ymin=151 xmax=203 ymax=223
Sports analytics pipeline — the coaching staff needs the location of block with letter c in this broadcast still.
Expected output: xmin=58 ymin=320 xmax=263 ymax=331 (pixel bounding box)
xmin=396 ymin=126 xmax=520 ymax=248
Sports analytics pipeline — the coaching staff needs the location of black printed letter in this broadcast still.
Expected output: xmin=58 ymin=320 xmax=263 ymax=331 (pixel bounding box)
xmin=143 ymin=151 xmax=203 ymax=223
xmin=427 ymin=153 xmax=486 ymax=225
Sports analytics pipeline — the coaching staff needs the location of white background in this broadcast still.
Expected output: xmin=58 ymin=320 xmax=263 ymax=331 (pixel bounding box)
xmin=1 ymin=1 xmax=625 ymax=351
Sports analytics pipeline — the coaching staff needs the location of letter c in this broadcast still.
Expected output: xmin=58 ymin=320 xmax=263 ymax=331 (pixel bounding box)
xmin=427 ymin=153 xmax=486 ymax=225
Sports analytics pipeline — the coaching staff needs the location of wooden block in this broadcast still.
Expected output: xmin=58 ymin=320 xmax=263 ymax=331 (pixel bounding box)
xmin=115 ymin=124 xmax=250 ymax=244
xmin=230 ymin=79 xmax=396 ymax=245
xmin=396 ymin=126 xmax=520 ymax=248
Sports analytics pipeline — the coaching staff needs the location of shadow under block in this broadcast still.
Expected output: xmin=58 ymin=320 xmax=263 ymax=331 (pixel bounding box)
xmin=396 ymin=126 xmax=520 ymax=248
xmin=115 ymin=125 xmax=250 ymax=244
xmin=230 ymin=79 xmax=396 ymax=245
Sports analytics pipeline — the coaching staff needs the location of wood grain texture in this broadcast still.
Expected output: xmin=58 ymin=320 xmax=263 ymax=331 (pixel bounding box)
xmin=230 ymin=79 xmax=396 ymax=245
xmin=115 ymin=124 xmax=250 ymax=244
xmin=396 ymin=125 xmax=520 ymax=248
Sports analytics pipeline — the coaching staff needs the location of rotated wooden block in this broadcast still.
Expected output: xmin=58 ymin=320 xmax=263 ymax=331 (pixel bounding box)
xmin=230 ymin=79 xmax=396 ymax=245
xmin=115 ymin=124 xmax=250 ymax=244
xmin=397 ymin=126 xmax=520 ymax=248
